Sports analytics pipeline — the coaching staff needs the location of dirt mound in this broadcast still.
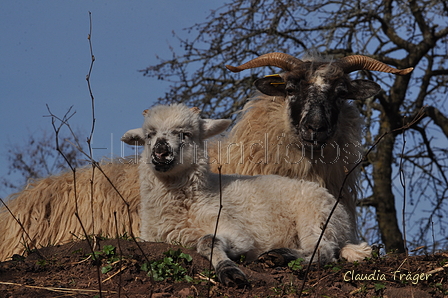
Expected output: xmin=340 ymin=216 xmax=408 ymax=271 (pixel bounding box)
xmin=0 ymin=239 xmax=447 ymax=297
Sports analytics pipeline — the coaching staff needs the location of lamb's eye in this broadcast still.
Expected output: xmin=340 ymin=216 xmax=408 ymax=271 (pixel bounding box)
xmin=146 ymin=131 xmax=155 ymax=139
xmin=180 ymin=132 xmax=192 ymax=140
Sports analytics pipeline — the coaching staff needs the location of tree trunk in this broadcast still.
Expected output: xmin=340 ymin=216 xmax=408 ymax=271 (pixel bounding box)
xmin=372 ymin=127 xmax=405 ymax=253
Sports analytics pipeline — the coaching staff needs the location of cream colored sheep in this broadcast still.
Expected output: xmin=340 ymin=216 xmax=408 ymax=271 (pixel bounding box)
xmin=0 ymin=162 xmax=140 ymax=259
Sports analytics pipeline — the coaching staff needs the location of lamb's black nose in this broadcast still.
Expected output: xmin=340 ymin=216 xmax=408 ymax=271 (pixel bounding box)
xmin=151 ymin=138 xmax=175 ymax=173
xmin=152 ymin=138 xmax=172 ymax=162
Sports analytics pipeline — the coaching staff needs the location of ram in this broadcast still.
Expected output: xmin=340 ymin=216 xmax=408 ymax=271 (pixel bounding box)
xmin=121 ymin=103 xmax=370 ymax=287
xmin=212 ymin=52 xmax=413 ymax=244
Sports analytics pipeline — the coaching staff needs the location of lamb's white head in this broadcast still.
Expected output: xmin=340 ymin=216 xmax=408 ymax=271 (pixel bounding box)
xmin=121 ymin=104 xmax=231 ymax=175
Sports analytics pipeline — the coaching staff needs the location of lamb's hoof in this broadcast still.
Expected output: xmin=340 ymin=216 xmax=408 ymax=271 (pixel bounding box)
xmin=216 ymin=260 xmax=250 ymax=288
xmin=258 ymin=248 xmax=297 ymax=267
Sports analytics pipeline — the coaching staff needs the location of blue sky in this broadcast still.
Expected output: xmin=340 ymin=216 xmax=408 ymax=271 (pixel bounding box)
xmin=0 ymin=1 xmax=222 ymax=197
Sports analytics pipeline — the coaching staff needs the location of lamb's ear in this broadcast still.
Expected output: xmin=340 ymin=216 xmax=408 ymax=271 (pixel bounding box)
xmin=121 ymin=128 xmax=145 ymax=146
xmin=202 ymin=119 xmax=232 ymax=139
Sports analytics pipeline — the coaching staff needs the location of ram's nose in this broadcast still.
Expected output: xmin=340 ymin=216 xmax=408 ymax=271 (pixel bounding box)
xmin=300 ymin=111 xmax=333 ymax=146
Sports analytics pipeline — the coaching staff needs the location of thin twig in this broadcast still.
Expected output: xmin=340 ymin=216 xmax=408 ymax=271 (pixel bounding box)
xmin=86 ymin=9 xmax=97 ymax=238
xmin=84 ymin=8 xmax=99 ymax=243
xmin=102 ymin=265 xmax=128 ymax=283
xmin=84 ymin=12 xmax=103 ymax=298
xmin=208 ymin=165 xmax=223 ymax=298
xmin=399 ymin=117 xmax=408 ymax=256
xmin=86 ymin=11 xmax=96 ymax=156
xmin=0 ymin=281 xmax=117 ymax=295
xmin=114 ymin=211 xmax=123 ymax=297
xmin=432 ymin=221 xmax=435 ymax=254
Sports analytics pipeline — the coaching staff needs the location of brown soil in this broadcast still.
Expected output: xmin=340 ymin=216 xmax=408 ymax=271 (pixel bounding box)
xmin=0 ymin=239 xmax=447 ymax=297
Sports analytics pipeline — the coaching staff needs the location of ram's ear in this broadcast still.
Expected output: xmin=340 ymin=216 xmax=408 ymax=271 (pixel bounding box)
xmin=348 ymin=80 xmax=381 ymax=100
xmin=121 ymin=128 xmax=145 ymax=146
xmin=202 ymin=119 xmax=232 ymax=139
xmin=254 ymin=76 xmax=286 ymax=96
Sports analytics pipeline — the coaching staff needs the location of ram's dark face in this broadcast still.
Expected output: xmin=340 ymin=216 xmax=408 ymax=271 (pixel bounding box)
xmin=255 ymin=63 xmax=381 ymax=148
xmin=226 ymin=52 xmax=412 ymax=149
xmin=285 ymin=64 xmax=348 ymax=147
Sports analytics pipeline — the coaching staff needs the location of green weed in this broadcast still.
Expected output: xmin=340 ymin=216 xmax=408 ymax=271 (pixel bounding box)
xmin=88 ymin=244 xmax=120 ymax=273
xmin=141 ymin=249 xmax=193 ymax=282
xmin=324 ymin=263 xmax=342 ymax=272
xmin=288 ymin=258 xmax=304 ymax=271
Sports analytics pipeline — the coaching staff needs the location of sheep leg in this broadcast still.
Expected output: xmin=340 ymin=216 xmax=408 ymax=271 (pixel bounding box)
xmin=197 ymin=234 xmax=249 ymax=288
xmin=257 ymin=248 xmax=300 ymax=267
xmin=259 ymin=232 xmax=339 ymax=267
xmin=259 ymin=243 xmax=337 ymax=267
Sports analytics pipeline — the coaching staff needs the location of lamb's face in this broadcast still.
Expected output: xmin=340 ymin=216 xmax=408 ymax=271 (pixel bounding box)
xmin=142 ymin=106 xmax=202 ymax=175
xmin=143 ymin=125 xmax=198 ymax=174
xmin=121 ymin=104 xmax=232 ymax=176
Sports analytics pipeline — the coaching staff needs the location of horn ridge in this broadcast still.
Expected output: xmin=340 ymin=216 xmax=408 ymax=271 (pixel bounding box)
xmin=226 ymin=52 xmax=303 ymax=73
xmin=338 ymin=55 xmax=413 ymax=75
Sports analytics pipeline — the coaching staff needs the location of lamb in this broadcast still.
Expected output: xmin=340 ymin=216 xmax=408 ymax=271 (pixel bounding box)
xmin=120 ymin=103 xmax=370 ymax=287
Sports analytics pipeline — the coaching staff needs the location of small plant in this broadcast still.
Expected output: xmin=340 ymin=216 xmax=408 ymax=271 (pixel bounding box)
xmin=324 ymin=263 xmax=342 ymax=272
xmin=288 ymin=258 xmax=304 ymax=271
xmin=102 ymin=244 xmax=116 ymax=257
xmin=200 ymin=269 xmax=216 ymax=280
xmin=11 ymin=254 xmax=25 ymax=262
xmin=374 ymin=282 xmax=386 ymax=293
xmin=71 ymin=248 xmax=83 ymax=255
xmin=119 ymin=232 xmax=132 ymax=240
xmin=239 ymin=254 xmax=246 ymax=263
xmin=433 ymin=283 xmax=448 ymax=295
xmin=88 ymin=244 xmax=117 ymax=260
xmin=141 ymin=249 xmax=193 ymax=282
xmin=101 ymin=245 xmax=120 ymax=273
xmin=360 ymin=284 xmax=368 ymax=293
xmin=88 ymin=245 xmax=120 ymax=273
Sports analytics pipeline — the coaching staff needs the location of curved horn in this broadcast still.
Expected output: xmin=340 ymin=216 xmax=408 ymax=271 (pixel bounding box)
xmin=337 ymin=55 xmax=413 ymax=75
xmin=226 ymin=52 xmax=303 ymax=73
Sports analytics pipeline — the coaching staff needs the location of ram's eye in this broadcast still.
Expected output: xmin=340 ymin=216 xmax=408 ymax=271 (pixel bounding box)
xmin=285 ymin=88 xmax=295 ymax=96
xmin=335 ymin=85 xmax=348 ymax=98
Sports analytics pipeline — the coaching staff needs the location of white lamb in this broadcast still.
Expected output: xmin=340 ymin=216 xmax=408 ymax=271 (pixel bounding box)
xmin=121 ymin=103 xmax=370 ymax=287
